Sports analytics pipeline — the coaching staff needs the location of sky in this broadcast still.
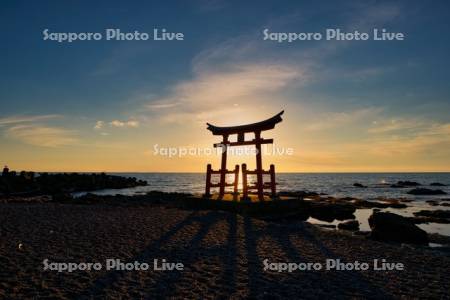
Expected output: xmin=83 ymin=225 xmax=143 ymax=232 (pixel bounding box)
xmin=1 ymin=0 xmax=450 ymax=172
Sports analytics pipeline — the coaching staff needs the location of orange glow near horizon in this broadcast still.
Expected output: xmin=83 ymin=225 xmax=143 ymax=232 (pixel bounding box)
xmin=1 ymin=73 xmax=449 ymax=173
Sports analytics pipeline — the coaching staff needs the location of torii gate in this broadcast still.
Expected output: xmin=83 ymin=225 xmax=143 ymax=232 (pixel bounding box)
xmin=205 ymin=111 xmax=284 ymax=201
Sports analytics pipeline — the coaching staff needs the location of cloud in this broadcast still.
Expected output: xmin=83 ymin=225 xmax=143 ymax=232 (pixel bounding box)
xmin=292 ymin=151 xmax=350 ymax=167
xmin=139 ymin=2 xmax=405 ymax=126
xmin=121 ymin=0 xmax=406 ymax=133
xmin=0 ymin=114 xmax=78 ymax=147
xmin=0 ymin=114 xmax=62 ymax=126
xmin=6 ymin=125 xmax=78 ymax=147
xmin=368 ymin=118 xmax=425 ymax=134
xmin=94 ymin=120 xmax=104 ymax=129
xmin=93 ymin=119 xmax=139 ymax=133
xmin=304 ymin=107 xmax=382 ymax=131
xmin=146 ymin=101 xmax=180 ymax=110
xmin=146 ymin=63 xmax=303 ymax=124
xmin=365 ymin=126 xmax=450 ymax=158
xmin=338 ymin=119 xmax=450 ymax=160
xmin=109 ymin=120 xmax=139 ymax=128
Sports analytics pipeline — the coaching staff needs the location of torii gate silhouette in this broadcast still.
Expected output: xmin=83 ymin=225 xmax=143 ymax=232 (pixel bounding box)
xmin=205 ymin=111 xmax=284 ymax=201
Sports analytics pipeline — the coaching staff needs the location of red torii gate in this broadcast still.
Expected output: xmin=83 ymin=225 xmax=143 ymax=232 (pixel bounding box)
xmin=205 ymin=111 xmax=284 ymax=201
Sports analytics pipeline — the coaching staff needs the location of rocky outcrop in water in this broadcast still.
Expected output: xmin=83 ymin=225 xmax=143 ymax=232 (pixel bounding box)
xmin=0 ymin=170 xmax=148 ymax=196
xmin=338 ymin=220 xmax=359 ymax=231
xmin=353 ymin=198 xmax=407 ymax=209
xmin=309 ymin=202 xmax=356 ymax=222
xmin=410 ymin=208 xmax=450 ymax=224
xmin=414 ymin=210 xmax=450 ymax=219
xmin=369 ymin=212 xmax=428 ymax=245
xmin=426 ymin=200 xmax=440 ymax=206
xmin=430 ymin=182 xmax=447 ymax=186
xmin=278 ymin=190 xmax=323 ymax=199
xmin=353 ymin=183 xmax=367 ymax=188
xmin=407 ymin=188 xmax=447 ymax=195
xmin=391 ymin=181 xmax=421 ymax=188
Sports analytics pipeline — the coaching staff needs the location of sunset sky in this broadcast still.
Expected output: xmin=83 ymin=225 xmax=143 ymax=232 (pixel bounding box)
xmin=1 ymin=0 xmax=449 ymax=172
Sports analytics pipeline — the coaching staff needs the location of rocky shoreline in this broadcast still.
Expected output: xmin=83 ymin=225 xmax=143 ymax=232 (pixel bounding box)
xmin=0 ymin=191 xmax=449 ymax=298
xmin=3 ymin=191 xmax=450 ymax=249
xmin=0 ymin=170 xmax=148 ymax=196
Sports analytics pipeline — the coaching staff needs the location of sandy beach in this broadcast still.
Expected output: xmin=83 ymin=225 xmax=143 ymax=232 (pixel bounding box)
xmin=1 ymin=196 xmax=449 ymax=299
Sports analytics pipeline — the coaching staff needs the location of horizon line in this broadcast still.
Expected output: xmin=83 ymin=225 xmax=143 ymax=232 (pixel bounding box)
xmin=8 ymin=170 xmax=450 ymax=174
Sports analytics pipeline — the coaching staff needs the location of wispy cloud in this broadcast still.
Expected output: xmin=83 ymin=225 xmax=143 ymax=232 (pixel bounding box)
xmin=146 ymin=101 xmax=180 ymax=111
xmin=145 ymin=63 xmax=303 ymax=124
xmin=0 ymin=114 xmax=62 ymax=126
xmin=304 ymin=108 xmax=382 ymax=131
xmin=138 ymin=2 xmax=405 ymax=128
xmin=6 ymin=125 xmax=78 ymax=147
xmin=109 ymin=120 xmax=139 ymax=128
xmin=94 ymin=119 xmax=140 ymax=130
xmin=0 ymin=114 xmax=78 ymax=147
xmin=363 ymin=122 xmax=450 ymax=158
xmin=340 ymin=119 xmax=450 ymax=160
xmin=368 ymin=118 xmax=425 ymax=134
xmin=94 ymin=120 xmax=104 ymax=129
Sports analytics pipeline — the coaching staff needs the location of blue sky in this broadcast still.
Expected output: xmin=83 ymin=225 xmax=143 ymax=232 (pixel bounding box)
xmin=1 ymin=0 xmax=449 ymax=171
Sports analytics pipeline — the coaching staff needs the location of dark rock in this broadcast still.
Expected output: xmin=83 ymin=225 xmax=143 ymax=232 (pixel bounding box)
xmin=353 ymin=231 xmax=371 ymax=236
xmin=368 ymin=212 xmax=428 ymax=245
xmin=340 ymin=196 xmax=359 ymax=201
xmin=338 ymin=220 xmax=359 ymax=231
xmin=408 ymin=216 xmax=450 ymax=224
xmin=398 ymin=181 xmax=421 ymax=186
xmin=391 ymin=181 xmax=421 ymax=188
xmin=399 ymin=199 xmax=414 ymax=202
xmin=353 ymin=183 xmax=367 ymax=188
xmin=379 ymin=199 xmax=408 ymax=208
xmin=430 ymin=182 xmax=447 ymax=186
xmin=310 ymin=202 xmax=355 ymax=222
xmin=426 ymin=200 xmax=440 ymax=206
xmin=316 ymin=224 xmax=336 ymax=229
xmin=0 ymin=170 xmax=148 ymax=195
xmin=390 ymin=184 xmax=405 ymax=188
xmin=428 ymin=233 xmax=450 ymax=245
xmin=278 ymin=190 xmax=320 ymax=200
xmin=352 ymin=199 xmax=407 ymax=209
xmin=413 ymin=210 xmax=450 ymax=219
xmin=407 ymin=188 xmax=447 ymax=195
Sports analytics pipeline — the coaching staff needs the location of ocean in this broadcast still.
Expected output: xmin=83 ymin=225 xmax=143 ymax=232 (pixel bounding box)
xmin=86 ymin=172 xmax=450 ymax=198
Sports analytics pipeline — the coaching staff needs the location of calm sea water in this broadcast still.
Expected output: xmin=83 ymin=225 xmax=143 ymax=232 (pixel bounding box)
xmin=94 ymin=172 xmax=450 ymax=199
xmin=77 ymin=173 xmax=450 ymax=236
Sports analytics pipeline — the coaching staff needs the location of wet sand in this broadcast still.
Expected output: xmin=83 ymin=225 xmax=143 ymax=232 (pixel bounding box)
xmin=1 ymin=201 xmax=449 ymax=299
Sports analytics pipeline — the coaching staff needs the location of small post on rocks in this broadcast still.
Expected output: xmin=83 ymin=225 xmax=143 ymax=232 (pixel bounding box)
xmin=205 ymin=163 xmax=212 ymax=197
